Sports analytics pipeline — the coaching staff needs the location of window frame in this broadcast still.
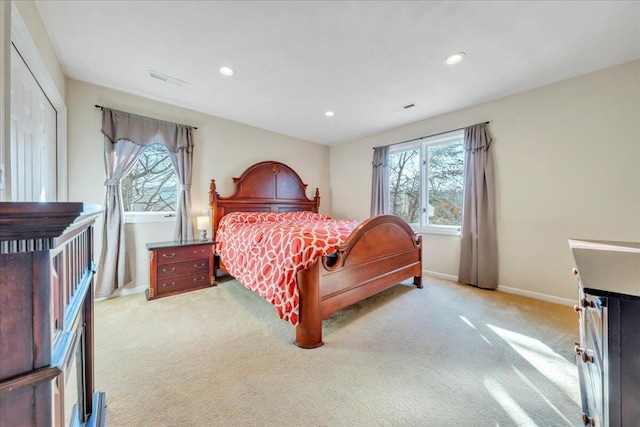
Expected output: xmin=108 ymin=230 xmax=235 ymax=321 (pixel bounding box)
xmin=389 ymin=129 xmax=465 ymax=236
xmin=121 ymin=143 xmax=178 ymax=223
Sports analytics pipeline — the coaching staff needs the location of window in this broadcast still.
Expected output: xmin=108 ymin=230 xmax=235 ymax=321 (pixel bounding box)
xmin=389 ymin=130 xmax=465 ymax=234
xmin=121 ymin=144 xmax=177 ymax=215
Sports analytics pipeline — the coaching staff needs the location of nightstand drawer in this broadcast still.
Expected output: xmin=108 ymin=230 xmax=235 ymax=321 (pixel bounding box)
xmin=147 ymin=240 xmax=216 ymax=300
xmin=156 ymin=245 xmax=212 ymax=264
xmin=157 ymin=272 xmax=211 ymax=296
xmin=157 ymin=258 xmax=210 ymax=279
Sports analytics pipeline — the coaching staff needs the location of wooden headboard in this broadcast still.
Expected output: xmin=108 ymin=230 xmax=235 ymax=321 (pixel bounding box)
xmin=209 ymin=161 xmax=320 ymax=238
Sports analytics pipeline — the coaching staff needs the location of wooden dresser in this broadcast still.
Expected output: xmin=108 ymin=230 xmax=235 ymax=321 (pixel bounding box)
xmin=146 ymin=240 xmax=216 ymax=300
xmin=0 ymin=202 xmax=105 ymax=427
xmin=569 ymin=239 xmax=640 ymax=427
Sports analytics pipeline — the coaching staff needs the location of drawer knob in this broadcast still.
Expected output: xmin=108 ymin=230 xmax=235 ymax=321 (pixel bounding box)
xmin=581 ymin=413 xmax=595 ymax=426
xmin=162 ymin=253 xmax=176 ymax=259
xmin=162 ymin=267 xmax=176 ymax=273
xmin=573 ymin=304 xmax=582 ymax=313
xmin=574 ymin=345 xmax=594 ymax=363
xmin=162 ymin=282 xmax=176 ymax=288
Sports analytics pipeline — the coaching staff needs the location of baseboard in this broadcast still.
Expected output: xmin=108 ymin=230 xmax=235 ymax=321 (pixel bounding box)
xmin=423 ymin=270 xmax=458 ymax=282
xmin=95 ymin=285 xmax=147 ymax=301
xmin=423 ymin=269 xmax=574 ymax=307
xmin=497 ymin=285 xmax=574 ymax=306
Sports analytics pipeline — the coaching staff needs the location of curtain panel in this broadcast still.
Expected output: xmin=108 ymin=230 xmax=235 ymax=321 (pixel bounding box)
xmin=458 ymin=123 xmax=498 ymax=290
xmin=371 ymin=145 xmax=390 ymax=216
xmin=95 ymin=139 xmax=145 ymax=297
xmin=96 ymin=108 xmax=195 ymax=297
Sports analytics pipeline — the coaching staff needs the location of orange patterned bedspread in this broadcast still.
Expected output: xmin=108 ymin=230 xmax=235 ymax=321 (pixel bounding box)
xmin=216 ymin=211 xmax=361 ymax=325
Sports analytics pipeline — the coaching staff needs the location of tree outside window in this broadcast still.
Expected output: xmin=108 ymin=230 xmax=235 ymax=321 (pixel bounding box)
xmin=389 ymin=130 xmax=465 ymax=232
xmin=389 ymin=148 xmax=420 ymax=227
xmin=121 ymin=144 xmax=177 ymax=212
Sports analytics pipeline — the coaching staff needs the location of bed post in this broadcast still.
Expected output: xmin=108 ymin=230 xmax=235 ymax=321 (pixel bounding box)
xmin=414 ymin=235 xmax=423 ymax=288
xmin=295 ymin=262 xmax=323 ymax=349
xmin=209 ymin=179 xmax=219 ymax=238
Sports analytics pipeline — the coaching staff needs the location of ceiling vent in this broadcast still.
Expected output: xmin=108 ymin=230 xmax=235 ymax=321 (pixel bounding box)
xmin=392 ymin=103 xmax=417 ymax=113
xmin=148 ymin=70 xmax=188 ymax=87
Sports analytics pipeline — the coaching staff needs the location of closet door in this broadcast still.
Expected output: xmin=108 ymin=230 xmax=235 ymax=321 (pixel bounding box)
xmin=10 ymin=44 xmax=57 ymax=202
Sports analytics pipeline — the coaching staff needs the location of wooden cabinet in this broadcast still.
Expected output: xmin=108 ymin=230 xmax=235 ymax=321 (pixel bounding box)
xmin=569 ymin=239 xmax=640 ymax=427
xmin=146 ymin=240 xmax=216 ymax=300
xmin=0 ymin=202 xmax=105 ymax=427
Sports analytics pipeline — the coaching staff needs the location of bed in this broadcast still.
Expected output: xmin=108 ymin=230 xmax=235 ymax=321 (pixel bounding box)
xmin=209 ymin=161 xmax=422 ymax=348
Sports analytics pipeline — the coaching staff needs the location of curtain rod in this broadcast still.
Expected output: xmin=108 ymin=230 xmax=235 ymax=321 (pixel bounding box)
xmin=94 ymin=105 xmax=198 ymax=129
xmin=373 ymin=121 xmax=489 ymax=149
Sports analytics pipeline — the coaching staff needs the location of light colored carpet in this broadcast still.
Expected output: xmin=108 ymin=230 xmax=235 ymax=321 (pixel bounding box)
xmin=94 ymin=276 xmax=581 ymax=427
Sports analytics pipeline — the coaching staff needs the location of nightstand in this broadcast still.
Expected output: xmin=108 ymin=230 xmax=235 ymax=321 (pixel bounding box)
xmin=146 ymin=239 xmax=216 ymax=300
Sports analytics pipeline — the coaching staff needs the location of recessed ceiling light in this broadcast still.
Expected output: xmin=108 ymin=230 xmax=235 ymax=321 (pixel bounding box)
xmin=443 ymin=52 xmax=466 ymax=65
xmin=325 ymin=111 xmax=335 ymax=117
xmin=219 ymin=66 xmax=235 ymax=76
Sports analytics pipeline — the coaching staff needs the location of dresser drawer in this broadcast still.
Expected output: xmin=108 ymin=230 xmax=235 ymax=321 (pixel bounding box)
xmin=577 ymin=355 xmax=602 ymax=427
xmin=156 ymin=245 xmax=212 ymax=264
xmin=157 ymin=258 xmax=210 ymax=279
xmin=157 ymin=272 xmax=211 ymax=296
xmin=577 ymin=351 xmax=604 ymax=426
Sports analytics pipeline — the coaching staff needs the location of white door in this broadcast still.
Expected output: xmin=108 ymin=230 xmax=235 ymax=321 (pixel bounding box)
xmin=10 ymin=44 xmax=57 ymax=202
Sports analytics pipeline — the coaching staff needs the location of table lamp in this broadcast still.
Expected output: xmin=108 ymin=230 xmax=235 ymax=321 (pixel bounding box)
xmin=196 ymin=215 xmax=210 ymax=241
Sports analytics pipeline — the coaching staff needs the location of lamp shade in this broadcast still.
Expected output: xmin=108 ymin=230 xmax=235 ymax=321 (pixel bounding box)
xmin=196 ymin=216 xmax=210 ymax=231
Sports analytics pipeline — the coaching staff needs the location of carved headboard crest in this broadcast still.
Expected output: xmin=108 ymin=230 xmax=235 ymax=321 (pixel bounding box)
xmin=209 ymin=161 xmax=320 ymax=238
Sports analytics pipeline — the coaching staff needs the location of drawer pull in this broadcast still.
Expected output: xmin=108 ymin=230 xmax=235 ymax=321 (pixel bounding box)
xmin=573 ymin=304 xmax=582 ymax=313
xmin=193 ymin=276 xmax=205 ymax=282
xmin=581 ymin=413 xmax=595 ymax=426
xmin=581 ymin=298 xmax=595 ymax=308
xmin=194 ymin=250 xmax=206 ymax=255
xmin=162 ymin=282 xmax=176 ymax=288
xmin=194 ymin=263 xmax=206 ymax=268
xmin=574 ymin=345 xmax=594 ymax=363
xmin=162 ymin=267 xmax=176 ymax=273
xmin=162 ymin=253 xmax=176 ymax=259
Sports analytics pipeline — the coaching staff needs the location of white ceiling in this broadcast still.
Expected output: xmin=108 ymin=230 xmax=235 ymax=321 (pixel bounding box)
xmin=35 ymin=1 xmax=640 ymax=146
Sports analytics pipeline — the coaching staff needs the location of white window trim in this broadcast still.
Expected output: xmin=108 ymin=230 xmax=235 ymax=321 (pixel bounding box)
xmin=124 ymin=211 xmax=176 ymax=224
xmin=420 ymin=225 xmax=461 ymax=236
xmin=389 ymin=129 xmax=464 ymax=235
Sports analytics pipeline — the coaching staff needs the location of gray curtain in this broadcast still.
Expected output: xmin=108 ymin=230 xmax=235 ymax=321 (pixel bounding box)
xmin=458 ymin=123 xmax=498 ymax=289
xmin=371 ymin=146 xmax=390 ymax=216
xmin=96 ymin=108 xmax=195 ymax=297
xmin=168 ymin=145 xmax=194 ymax=241
xmin=95 ymin=139 xmax=146 ymax=297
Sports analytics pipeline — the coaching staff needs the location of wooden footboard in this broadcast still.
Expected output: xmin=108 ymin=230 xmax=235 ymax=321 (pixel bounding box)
xmin=295 ymin=215 xmax=422 ymax=349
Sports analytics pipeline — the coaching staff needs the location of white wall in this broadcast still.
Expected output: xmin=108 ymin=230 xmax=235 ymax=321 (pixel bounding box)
xmin=66 ymin=79 xmax=331 ymax=290
xmin=330 ymin=60 xmax=640 ymax=303
xmin=12 ymin=0 xmax=65 ymax=98
xmin=0 ymin=2 xmax=10 ymax=195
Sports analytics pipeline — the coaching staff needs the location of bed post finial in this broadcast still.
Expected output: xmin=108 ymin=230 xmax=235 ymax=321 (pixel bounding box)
xmin=314 ymin=188 xmax=320 ymax=211
xmin=209 ymin=179 xmax=218 ymax=198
